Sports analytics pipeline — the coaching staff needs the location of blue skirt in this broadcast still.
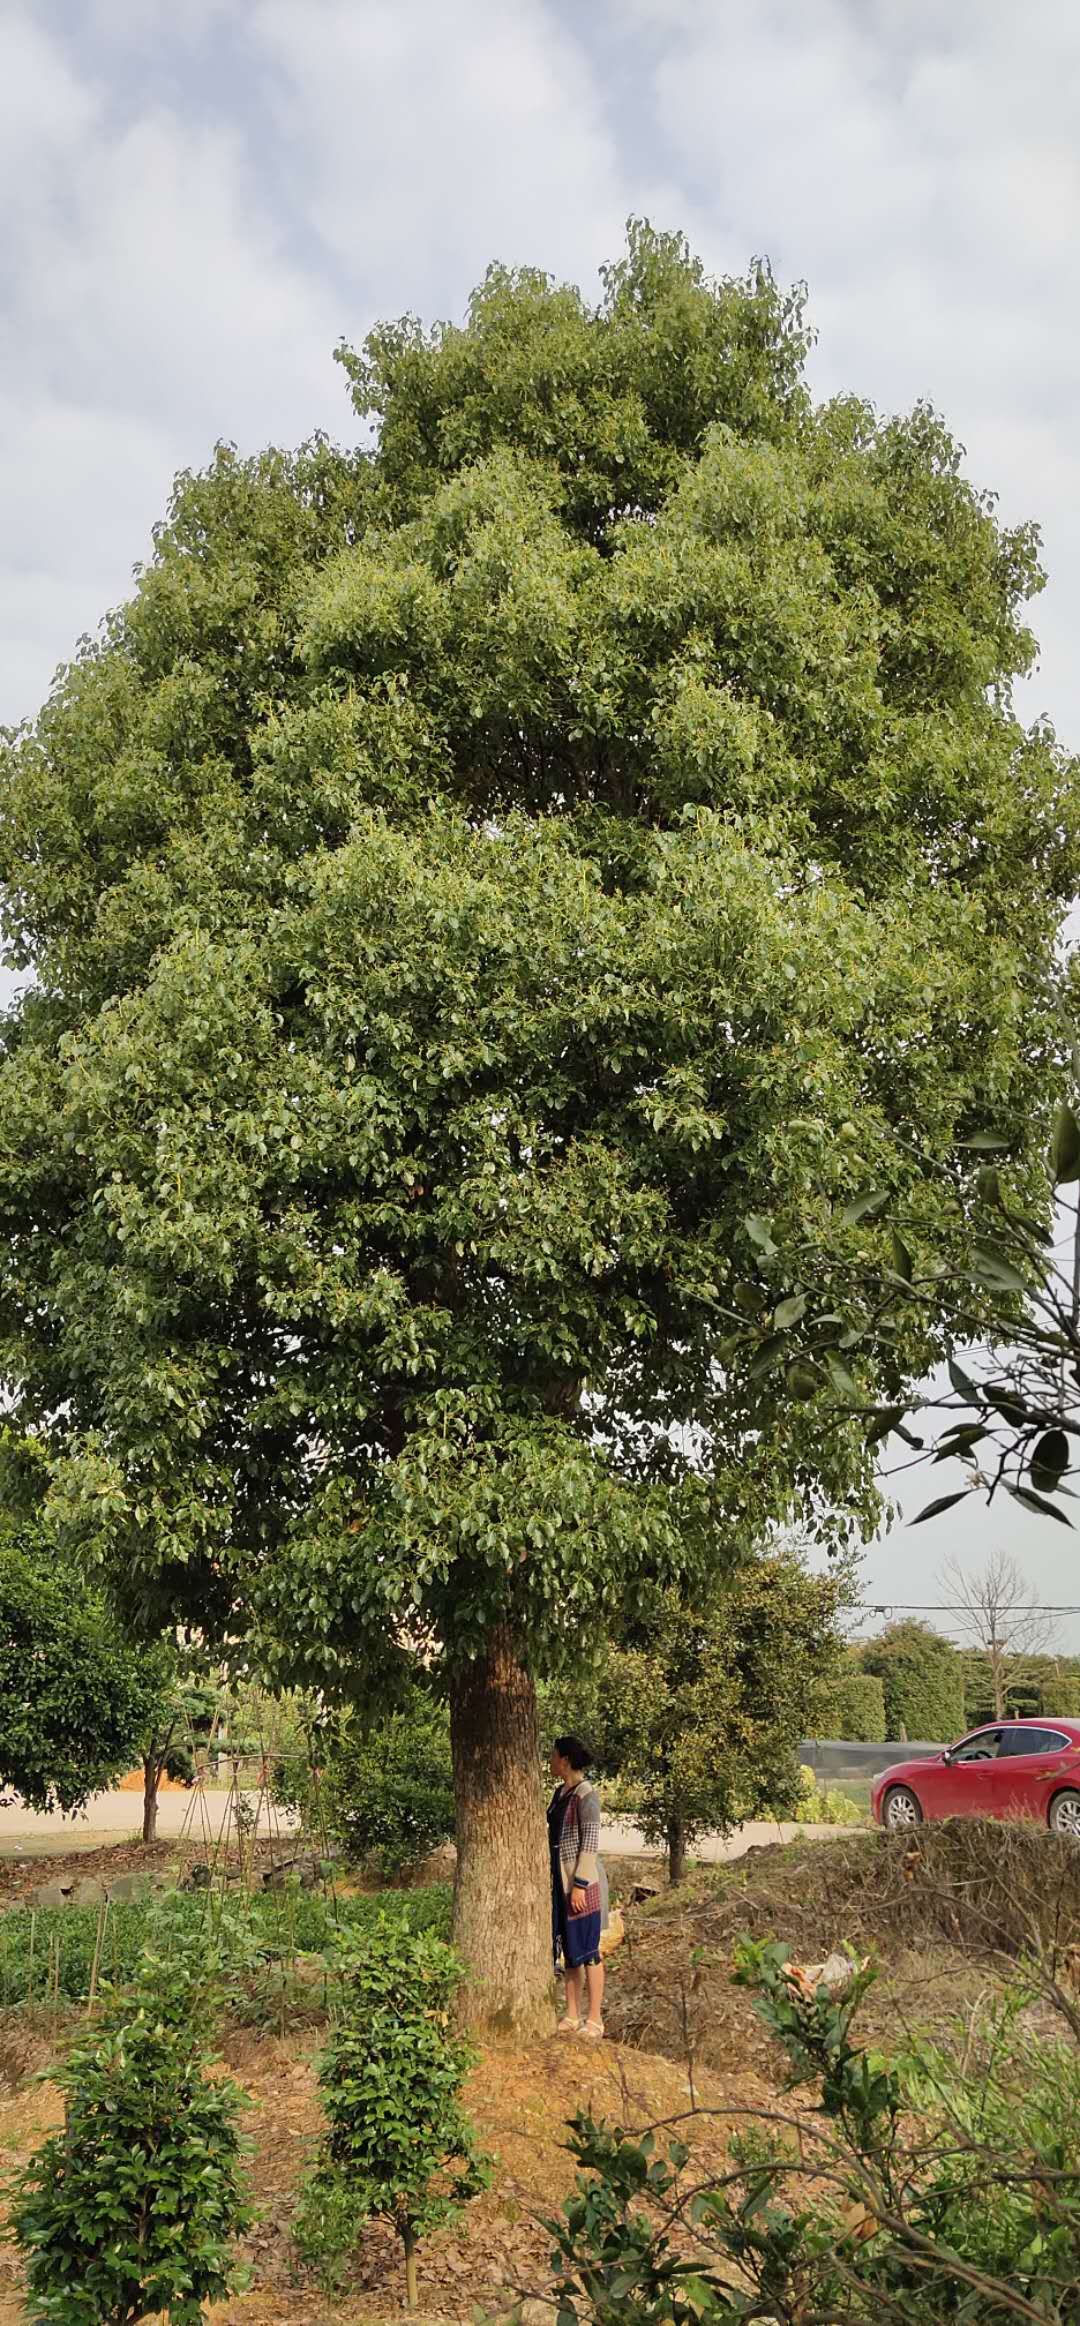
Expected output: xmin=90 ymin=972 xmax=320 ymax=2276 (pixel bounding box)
xmin=553 ymin=1883 xmax=602 ymax=1969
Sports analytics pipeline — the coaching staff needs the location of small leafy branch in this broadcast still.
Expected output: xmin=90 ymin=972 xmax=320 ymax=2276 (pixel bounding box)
xmin=293 ymin=1917 xmax=489 ymax=2312
xmin=544 ymin=1938 xmax=1080 ymax=2322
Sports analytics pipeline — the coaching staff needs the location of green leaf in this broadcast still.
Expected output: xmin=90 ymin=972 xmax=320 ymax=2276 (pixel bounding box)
xmin=865 ymin=1407 xmax=903 ymax=1446
xmin=1004 ymin=1482 xmax=1073 ymax=1526
xmin=744 ymin=1214 xmax=777 ymax=1258
xmin=910 ymin=1489 xmax=973 ymax=1523
xmin=840 ymin=1187 xmax=890 ymax=1225
xmin=956 ymin=1131 xmax=1012 ymax=1151
xmin=971 ymin=1241 xmax=1028 ymax=1294
xmin=947 ymin=1355 xmax=980 ymax=1402
xmin=982 ymin=1381 xmax=1029 ymax=1427
xmin=1030 ymin=1428 xmax=1070 ymax=1493
xmin=932 ymin=1425 xmax=986 ymax=1460
xmin=748 ymin=1332 xmax=788 ymax=1379
xmin=786 ymin=1358 xmax=821 ymax=1401
xmin=772 ymin=1292 xmax=807 ymax=1330
xmin=889 ymin=1229 xmax=913 ymax=1284
xmin=975 ymin=1164 xmax=1002 ymax=1205
xmin=1051 ymin=1101 xmax=1080 ymax=1186
xmin=825 ymin=1352 xmax=858 ymax=1399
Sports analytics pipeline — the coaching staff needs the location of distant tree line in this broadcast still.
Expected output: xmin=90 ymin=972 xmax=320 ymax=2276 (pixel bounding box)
xmin=815 ymin=1620 xmax=1080 ymax=1743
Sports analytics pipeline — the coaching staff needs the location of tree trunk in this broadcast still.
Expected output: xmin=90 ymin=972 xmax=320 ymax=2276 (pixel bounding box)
xmin=449 ymin=1624 xmax=554 ymax=2039
xmin=142 ymin=1754 xmax=160 ymax=1846
xmin=667 ymin=1814 xmax=687 ymax=1886
xmin=402 ymin=2225 xmax=418 ymax=2313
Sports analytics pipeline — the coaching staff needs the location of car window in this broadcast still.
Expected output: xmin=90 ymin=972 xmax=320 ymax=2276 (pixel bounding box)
xmin=998 ymin=1725 xmax=1072 ymax=1758
xmin=951 ymin=1729 xmax=1004 ymax=1762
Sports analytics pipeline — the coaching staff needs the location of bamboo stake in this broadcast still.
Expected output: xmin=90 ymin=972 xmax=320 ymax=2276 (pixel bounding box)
xmin=87 ymin=1896 xmax=109 ymax=2017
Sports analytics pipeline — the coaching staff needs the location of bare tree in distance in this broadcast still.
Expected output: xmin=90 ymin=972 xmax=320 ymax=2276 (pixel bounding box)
xmin=939 ymin=1548 xmax=1052 ymax=1720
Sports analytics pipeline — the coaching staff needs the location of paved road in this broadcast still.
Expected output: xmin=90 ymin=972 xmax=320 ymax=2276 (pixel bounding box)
xmin=0 ymin=1791 xmax=852 ymax=1861
xmin=0 ymin=1789 xmax=298 ymax=1855
xmin=601 ymin=1816 xmax=852 ymax=1861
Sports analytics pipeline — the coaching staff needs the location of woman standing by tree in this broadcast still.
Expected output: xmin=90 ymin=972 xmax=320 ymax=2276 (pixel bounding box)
xmin=548 ymin=1736 xmax=607 ymax=2039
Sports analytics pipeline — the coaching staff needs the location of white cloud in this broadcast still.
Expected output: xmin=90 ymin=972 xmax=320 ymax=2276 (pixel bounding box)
xmin=638 ymin=0 xmax=1080 ymax=732
xmin=252 ymin=0 xmax=646 ymax=316
xmin=2 ymin=7 xmax=345 ymax=725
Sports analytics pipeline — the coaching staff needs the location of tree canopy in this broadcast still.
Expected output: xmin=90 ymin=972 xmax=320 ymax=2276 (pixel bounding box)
xmin=0 ymin=224 xmax=1076 ymax=2020
xmin=0 ymin=1441 xmax=166 ymax=1814
xmin=580 ymin=1547 xmax=847 ymax=1880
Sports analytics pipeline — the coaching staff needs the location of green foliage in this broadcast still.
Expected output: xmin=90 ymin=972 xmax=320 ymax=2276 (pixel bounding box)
xmin=0 ymin=1884 xmax=451 ymax=2009
xmin=547 ymin=1943 xmax=1080 ymax=2321
xmin=294 ymin=1920 xmax=488 ymax=2306
xmin=1043 ymin=1683 xmax=1080 ymax=1718
xmin=583 ymin=1548 xmax=847 ymax=1866
xmin=814 ymin=1669 xmax=887 ymax=1741
xmin=794 ymin=1765 xmax=865 ymax=1824
xmin=0 ymin=1537 xmax=168 ymax=1814
xmin=859 ymin=1620 xmax=966 ymax=1742
xmin=279 ymin=1690 xmax=454 ymax=1875
xmin=7 ymin=1947 xmax=251 ymax=2326
xmin=0 ymin=224 xmax=1071 ymax=1721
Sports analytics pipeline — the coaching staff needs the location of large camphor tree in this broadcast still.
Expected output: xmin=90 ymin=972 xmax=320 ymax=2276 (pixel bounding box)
xmin=0 ymin=228 xmax=1076 ymax=2029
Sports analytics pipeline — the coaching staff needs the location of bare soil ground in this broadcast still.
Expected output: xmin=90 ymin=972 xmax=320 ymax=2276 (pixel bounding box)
xmin=0 ymin=2011 xmax=767 ymax=2324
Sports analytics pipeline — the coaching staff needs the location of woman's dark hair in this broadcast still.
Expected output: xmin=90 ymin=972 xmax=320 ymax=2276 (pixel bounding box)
xmin=553 ymin=1734 xmax=593 ymax=1773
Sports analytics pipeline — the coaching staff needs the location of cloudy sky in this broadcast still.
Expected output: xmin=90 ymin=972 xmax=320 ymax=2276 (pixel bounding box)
xmin=5 ymin=0 xmax=1080 ymax=1648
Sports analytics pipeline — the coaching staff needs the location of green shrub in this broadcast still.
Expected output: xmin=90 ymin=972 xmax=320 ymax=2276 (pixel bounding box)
xmin=279 ymin=1694 xmax=455 ymax=1876
xmin=859 ymin=1620 xmax=965 ymax=1742
xmin=821 ymin=1671 xmax=886 ymax=1741
xmin=547 ymin=1945 xmax=1080 ymax=2321
xmin=794 ymin=1766 xmax=864 ymax=1826
xmin=7 ymin=1949 xmax=251 ymax=2325
xmin=294 ymin=1918 xmax=488 ymax=2311
xmin=1043 ymin=1684 xmax=1080 ymax=1718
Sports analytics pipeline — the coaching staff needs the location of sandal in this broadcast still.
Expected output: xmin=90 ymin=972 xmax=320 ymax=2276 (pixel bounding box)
xmin=556 ymin=2015 xmax=584 ymax=2036
xmin=576 ymin=2019 xmax=605 ymax=2041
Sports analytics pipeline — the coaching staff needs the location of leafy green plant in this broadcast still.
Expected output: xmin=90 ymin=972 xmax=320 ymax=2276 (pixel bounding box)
xmin=859 ymin=1618 xmax=966 ymax=1742
xmin=793 ymin=1765 xmax=865 ymax=1825
xmin=294 ymin=1918 xmax=489 ymax=2311
xmin=278 ymin=1690 xmax=455 ymax=1876
xmin=580 ymin=1550 xmax=850 ymax=1881
xmin=545 ymin=1940 xmax=1080 ymax=2322
xmin=0 ymin=1882 xmax=451 ymax=2009
xmin=3 ymin=220 xmax=1073 ymax=2030
xmin=811 ymin=1669 xmax=887 ymax=1742
xmin=6 ymin=1948 xmax=251 ymax=2325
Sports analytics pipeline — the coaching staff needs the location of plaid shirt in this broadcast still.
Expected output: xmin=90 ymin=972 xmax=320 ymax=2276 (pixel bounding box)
xmin=555 ymin=1778 xmax=607 ymax=1920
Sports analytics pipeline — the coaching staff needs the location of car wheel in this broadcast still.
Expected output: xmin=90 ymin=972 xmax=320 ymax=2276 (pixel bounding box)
xmin=1049 ymin=1790 xmax=1080 ymax=1839
xmin=882 ymin=1785 xmax=923 ymax=1831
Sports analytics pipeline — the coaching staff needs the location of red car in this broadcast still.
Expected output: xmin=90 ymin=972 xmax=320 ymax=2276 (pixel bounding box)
xmin=872 ymin=1720 xmax=1080 ymax=1836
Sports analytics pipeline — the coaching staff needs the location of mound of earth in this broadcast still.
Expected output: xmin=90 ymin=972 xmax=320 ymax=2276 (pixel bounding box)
xmin=604 ymin=1821 xmax=1080 ymax=2074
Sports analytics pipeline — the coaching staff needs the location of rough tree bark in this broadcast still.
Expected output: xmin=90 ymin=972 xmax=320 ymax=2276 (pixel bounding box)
xmin=142 ymin=1752 xmax=161 ymax=1845
xmin=666 ymin=1813 xmax=687 ymax=1886
xmin=449 ymin=1623 xmax=554 ymax=2037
